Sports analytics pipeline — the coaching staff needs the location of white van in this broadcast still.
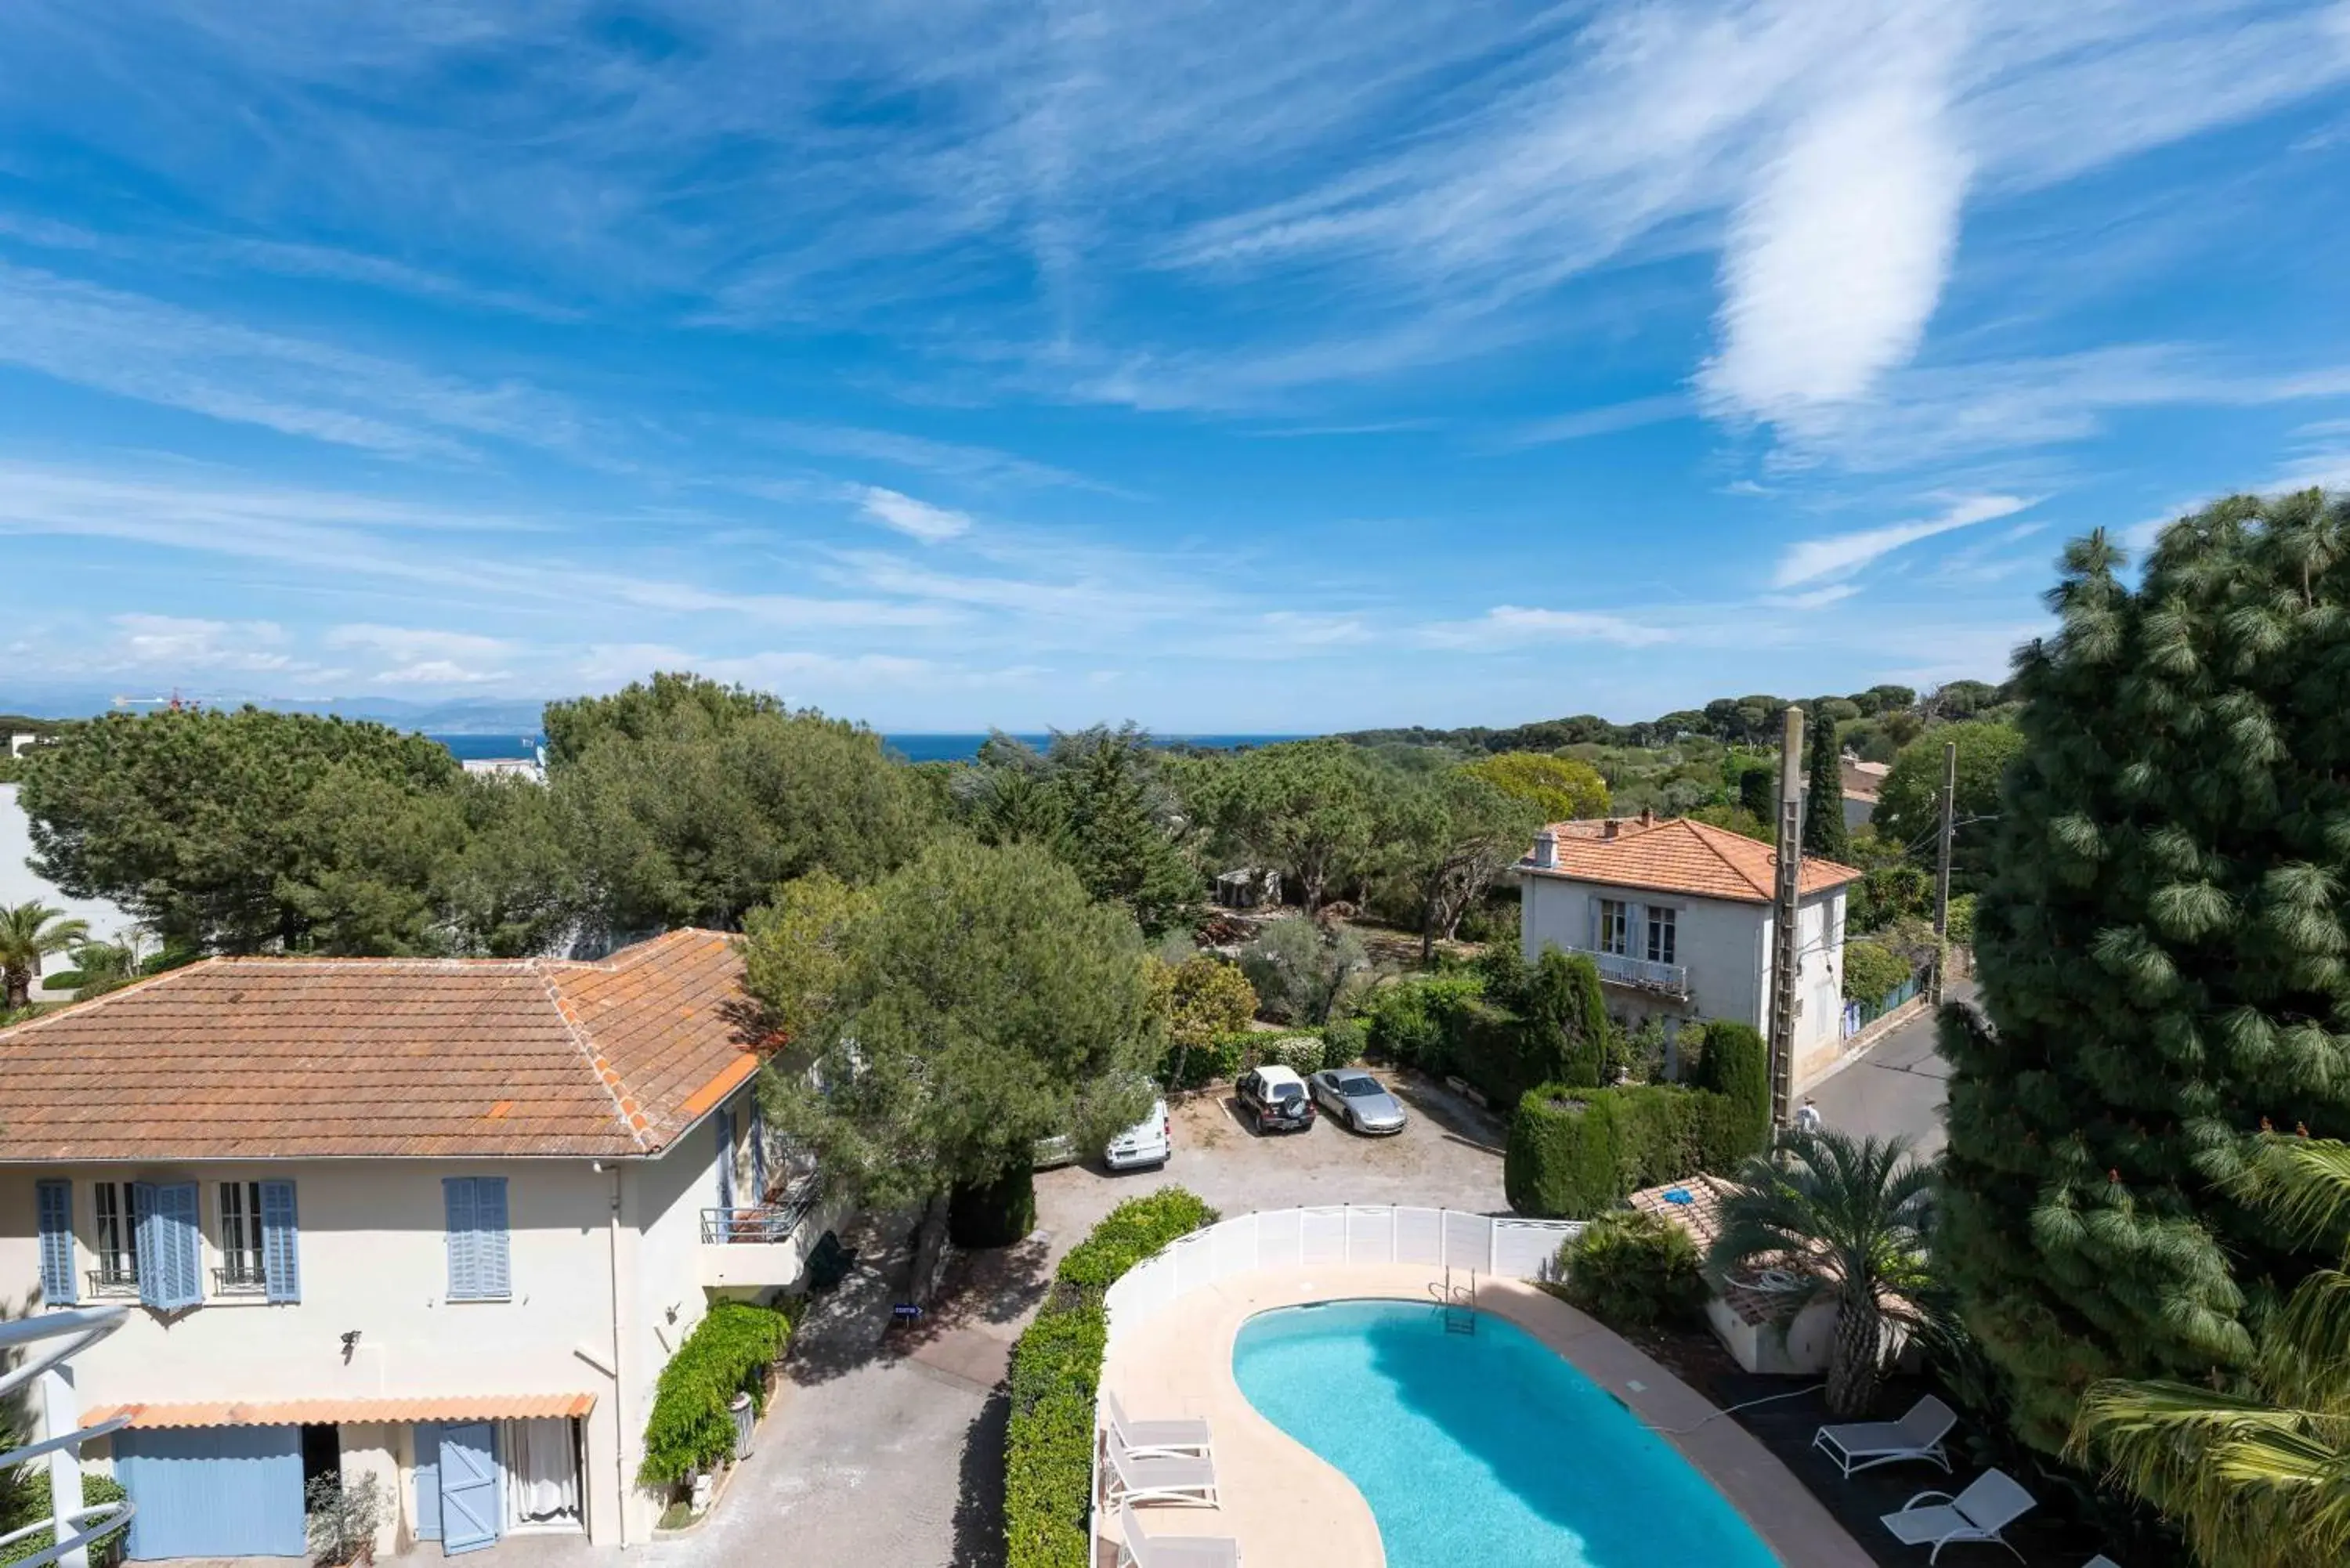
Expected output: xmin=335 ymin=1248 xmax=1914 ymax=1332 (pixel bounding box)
xmin=1104 ymin=1097 xmax=1173 ymax=1171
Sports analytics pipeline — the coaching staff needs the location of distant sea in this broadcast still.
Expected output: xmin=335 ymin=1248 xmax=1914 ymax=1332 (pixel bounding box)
xmin=426 ymin=732 xmax=1305 ymax=764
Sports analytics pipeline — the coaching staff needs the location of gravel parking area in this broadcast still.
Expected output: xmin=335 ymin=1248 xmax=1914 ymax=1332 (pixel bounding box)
xmin=1033 ymin=1068 xmax=1509 ymax=1266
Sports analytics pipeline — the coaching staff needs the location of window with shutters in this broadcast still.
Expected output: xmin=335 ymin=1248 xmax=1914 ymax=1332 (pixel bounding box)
xmin=36 ymin=1180 xmax=76 ymax=1306
xmin=1595 ymin=898 xmax=1630 ymax=956
xmin=217 ymin=1181 xmax=267 ymax=1294
xmin=136 ymin=1181 xmax=204 ymax=1311
xmin=444 ymin=1176 xmax=513 ymax=1302
xmin=91 ymin=1182 xmax=140 ymax=1296
xmin=1646 ymin=906 xmax=1678 ymax=966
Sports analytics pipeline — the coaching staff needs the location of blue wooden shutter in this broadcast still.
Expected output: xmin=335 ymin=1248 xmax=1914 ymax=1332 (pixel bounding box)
xmin=437 ymin=1421 xmax=501 ymax=1555
xmin=443 ymin=1177 xmax=479 ymax=1299
xmin=258 ymin=1180 xmax=301 ymax=1302
xmin=413 ymin=1424 xmax=442 ymax=1541
xmin=715 ymin=1107 xmax=736 ymax=1210
xmin=475 ymin=1178 xmax=511 ymax=1299
xmin=138 ymin=1182 xmax=201 ymax=1310
xmin=749 ymin=1099 xmax=768 ymax=1198
xmin=36 ymin=1180 xmax=76 ymax=1306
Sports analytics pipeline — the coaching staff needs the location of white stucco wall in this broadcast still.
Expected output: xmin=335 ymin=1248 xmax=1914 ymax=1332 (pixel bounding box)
xmin=0 ymin=782 xmax=139 ymax=999
xmin=1522 ymin=872 xmax=1849 ymax=1089
xmin=0 ymin=1143 xmax=735 ymax=1549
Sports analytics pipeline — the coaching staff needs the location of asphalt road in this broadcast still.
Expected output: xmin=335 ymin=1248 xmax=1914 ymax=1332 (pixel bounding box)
xmin=1804 ymin=979 xmax=1973 ymax=1158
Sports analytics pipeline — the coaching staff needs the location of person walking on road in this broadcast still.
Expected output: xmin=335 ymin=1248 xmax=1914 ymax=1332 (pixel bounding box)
xmin=1793 ymin=1097 xmax=1824 ymax=1136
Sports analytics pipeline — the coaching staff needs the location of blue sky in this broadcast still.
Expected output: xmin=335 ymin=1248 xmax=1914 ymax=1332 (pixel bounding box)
xmin=3 ymin=2 xmax=2349 ymax=732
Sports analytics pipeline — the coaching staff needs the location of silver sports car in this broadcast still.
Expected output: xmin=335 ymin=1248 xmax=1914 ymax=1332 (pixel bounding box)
xmin=1309 ymin=1068 xmax=1408 ymax=1135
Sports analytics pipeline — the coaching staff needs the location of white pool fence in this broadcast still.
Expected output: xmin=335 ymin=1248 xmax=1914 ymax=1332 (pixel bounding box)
xmin=1101 ymin=1204 xmax=1584 ymax=1351
xmin=1085 ymin=1205 xmax=1583 ymax=1558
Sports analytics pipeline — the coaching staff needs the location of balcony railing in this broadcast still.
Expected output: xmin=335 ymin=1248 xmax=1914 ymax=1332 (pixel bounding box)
xmin=701 ymin=1175 xmax=822 ymax=1245
xmin=83 ymin=1267 xmax=138 ymax=1300
xmin=212 ymin=1263 xmax=268 ymax=1296
xmin=1574 ymin=945 xmax=1691 ymax=998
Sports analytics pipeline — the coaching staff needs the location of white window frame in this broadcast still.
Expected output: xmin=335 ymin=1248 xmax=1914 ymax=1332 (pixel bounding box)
xmin=216 ymin=1180 xmax=267 ymax=1295
xmin=1645 ymin=905 xmax=1678 ymax=966
xmin=91 ymin=1181 xmax=138 ymax=1296
xmin=1595 ymin=898 xmax=1630 ymax=957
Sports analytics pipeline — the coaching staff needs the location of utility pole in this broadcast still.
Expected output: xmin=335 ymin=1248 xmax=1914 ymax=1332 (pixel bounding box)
xmin=1931 ymin=739 xmax=1958 ymax=1003
xmin=1767 ymin=705 xmax=1805 ymax=1133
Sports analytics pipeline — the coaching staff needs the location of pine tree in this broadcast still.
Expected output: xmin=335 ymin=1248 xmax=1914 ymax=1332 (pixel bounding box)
xmin=1803 ymin=710 xmax=1852 ymax=862
xmin=1940 ymin=492 xmax=2350 ymax=1454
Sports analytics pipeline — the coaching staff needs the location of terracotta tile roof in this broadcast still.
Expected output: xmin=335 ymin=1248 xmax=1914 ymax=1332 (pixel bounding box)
xmin=87 ymin=1393 xmax=595 ymax=1429
xmin=1524 ymin=815 xmax=1861 ymax=903
xmin=0 ymin=930 xmax=772 ymax=1162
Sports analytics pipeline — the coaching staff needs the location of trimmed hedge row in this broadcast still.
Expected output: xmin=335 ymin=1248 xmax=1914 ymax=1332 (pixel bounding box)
xmin=1361 ymin=948 xmax=1615 ymax=1110
xmin=1688 ymin=1021 xmax=1770 ymax=1160
xmin=1006 ymin=1189 xmax=1217 ymax=1568
xmin=1159 ymin=1028 xmax=1357 ymax=1093
xmin=639 ymin=1299 xmax=794 ymax=1487
xmin=1503 ymin=1081 xmax=1752 ymax=1219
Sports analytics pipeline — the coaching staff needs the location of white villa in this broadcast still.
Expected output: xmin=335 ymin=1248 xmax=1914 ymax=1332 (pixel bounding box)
xmin=1518 ymin=814 xmax=1863 ymax=1091
xmin=0 ymin=930 xmax=837 ymax=1560
xmin=0 ymin=781 xmax=140 ymax=1000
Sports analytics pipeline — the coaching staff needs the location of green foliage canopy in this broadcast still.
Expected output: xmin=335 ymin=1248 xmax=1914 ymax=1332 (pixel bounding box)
xmin=1873 ymin=719 xmax=2023 ymax=893
xmin=1459 ymin=752 xmax=1611 ymax=821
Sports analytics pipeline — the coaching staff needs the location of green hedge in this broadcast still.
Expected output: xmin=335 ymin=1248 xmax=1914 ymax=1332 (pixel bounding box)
xmin=1006 ymin=1189 xmax=1217 ymax=1568
xmin=1557 ymin=1210 xmax=1709 ymax=1328
xmin=638 ymin=1299 xmax=794 ymax=1487
xmin=1503 ymin=1082 xmax=1751 ymax=1218
xmin=1689 ymin=1020 xmax=1770 ymax=1160
xmin=2 ymin=1473 xmax=128 ymax=1568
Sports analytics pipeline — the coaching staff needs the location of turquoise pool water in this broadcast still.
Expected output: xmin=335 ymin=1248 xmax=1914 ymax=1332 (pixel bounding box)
xmin=1231 ymin=1300 xmax=1782 ymax=1568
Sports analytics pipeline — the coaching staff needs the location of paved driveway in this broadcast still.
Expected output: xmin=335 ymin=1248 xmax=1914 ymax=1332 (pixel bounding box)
xmin=594 ymin=1069 xmax=1509 ymax=1568
xmin=1805 ymin=980 xmax=1972 ymax=1158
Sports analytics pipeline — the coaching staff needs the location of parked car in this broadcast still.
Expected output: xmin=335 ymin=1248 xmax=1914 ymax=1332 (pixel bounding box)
xmin=1309 ymin=1068 xmax=1408 ymax=1135
xmin=1105 ymin=1097 xmax=1173 ymax=1171
xmin=1235 ymin=1064 xmax=1316 ymax=1133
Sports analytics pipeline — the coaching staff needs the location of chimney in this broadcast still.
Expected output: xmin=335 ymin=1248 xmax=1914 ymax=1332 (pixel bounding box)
xmin=1601 ymin=819 xmax=1620 ymax=840
xmin=1532 ymin=830 xmax=1557 ymax=869
xmin=1640 ymin=807 xmax=1655 ymax=828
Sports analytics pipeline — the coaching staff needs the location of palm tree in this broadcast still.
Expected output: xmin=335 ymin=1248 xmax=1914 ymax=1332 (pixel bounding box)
xmin=1705 ymin=1128 xmax=1936 ymax=1416
xmin=0 ymin=901 xmax=90 ymax=1011
xmin=45 ymin=938 xmax=141 ymax=1002
xmin=2070 ymin=1135 xmax=2350 ymax=1568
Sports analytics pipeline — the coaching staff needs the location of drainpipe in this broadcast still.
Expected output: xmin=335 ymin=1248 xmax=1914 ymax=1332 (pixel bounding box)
xmin=596 ymin=1161 xmax=631 ymax=1549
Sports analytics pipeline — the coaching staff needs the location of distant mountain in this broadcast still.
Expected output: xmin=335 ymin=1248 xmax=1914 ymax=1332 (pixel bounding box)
xmin=0 ymin=685 xmax=549 ymax=733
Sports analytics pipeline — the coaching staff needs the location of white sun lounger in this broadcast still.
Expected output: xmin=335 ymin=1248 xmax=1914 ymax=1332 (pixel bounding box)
xmin=1881 ymin=1469 xmax=2037 ymax=1563
xmin=1106 ymin=1387 xmax=1215 ymax=1458
xmin=1104 ymin=1432 xmax=1220 ymax=1507
xmin=1814 ymin=1394 xmax=1958 ymax=1477
xmin=1116 ymin=1501 xmax=1241 ymax=1568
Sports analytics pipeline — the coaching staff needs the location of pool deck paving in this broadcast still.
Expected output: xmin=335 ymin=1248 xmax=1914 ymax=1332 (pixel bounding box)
xmin=1098 ymin=1264 xmax=1876 ymax=1568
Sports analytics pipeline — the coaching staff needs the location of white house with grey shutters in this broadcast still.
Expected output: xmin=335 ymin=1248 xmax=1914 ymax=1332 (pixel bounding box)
xmin=0 ymin=930 xmax=843 ymax=1561
xmin=1518 ymin=815 xmax=1864 ymax=1090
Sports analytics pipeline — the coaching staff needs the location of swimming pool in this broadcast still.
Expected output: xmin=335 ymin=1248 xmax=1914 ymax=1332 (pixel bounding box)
xmin=1232 ymin=1299 xmax=1782 ymax=1568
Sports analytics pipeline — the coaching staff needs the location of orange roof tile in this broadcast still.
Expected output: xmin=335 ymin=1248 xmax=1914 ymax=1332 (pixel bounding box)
xmin=88 ymin=1393 xmax=595 ymax=1429
xmin=1525 ymin=816 xmax=1861 ymax=904
xmin=0 ymin=930 xmax=773 ymax=1162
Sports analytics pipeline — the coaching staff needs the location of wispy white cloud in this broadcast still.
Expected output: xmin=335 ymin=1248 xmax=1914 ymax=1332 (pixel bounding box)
xmin=851 ymin=485 xmax=974 ymax=544
xmin=1419 ymin=605 xmax=1678 ymax=650
xmin=1773 ymin=494 xmax=2034 ymax=588
xmin=1699 ymin=21 xmax=1970 ymax=422
xmin=324 ymin=623 xmax=516 ymax=684
xmin=1505 ymin=395 xmax=1693 ymax=449
xmin=756 ymin=421 xmax=1103 ymax=492
xmin=1762 ymin=583 xmax=1861 ymax=610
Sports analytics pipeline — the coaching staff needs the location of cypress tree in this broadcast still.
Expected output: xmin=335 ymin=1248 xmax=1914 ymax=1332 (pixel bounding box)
xmin=1803 ymin=710 xmax=1852 ymax=862
xmin=1940 ymin=492 xmax=2350 ymax=1454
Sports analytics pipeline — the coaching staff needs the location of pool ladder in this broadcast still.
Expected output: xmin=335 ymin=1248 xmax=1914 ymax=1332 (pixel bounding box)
xmin=1433 ymin=1266 xmax=1479 ymax=1334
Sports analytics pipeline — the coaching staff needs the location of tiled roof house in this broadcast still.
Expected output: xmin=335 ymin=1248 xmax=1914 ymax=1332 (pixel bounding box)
xmin=0 ymin=930 xmax=839 ymax=1559
xmin=1518 ymin=815 xmax=1864 ymax=1091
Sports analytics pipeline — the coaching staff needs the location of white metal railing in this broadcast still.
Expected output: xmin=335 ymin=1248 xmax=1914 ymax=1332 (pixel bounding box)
xmin=1574 ymin=945 xmax=1690 ymax=997
xmin=1 ymin=1306 xmax=136 ymax=1568
xmin=1101 ymin=1205 xmax=1584 ymax=1352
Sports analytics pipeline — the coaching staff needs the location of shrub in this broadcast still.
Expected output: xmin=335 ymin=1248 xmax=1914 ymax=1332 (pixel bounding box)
xmin=1558 ymin=1211 xmax=1708 ymax=1328
xmin=1 ymin=1472 xmax=128 ymax=1568
xmin=949 ymin=1165 xmax=1038 ymax=1248
xmin=1361 ymin=970 xmax=1484 ymax=1072
xmin=639 ymin=1299 xmax=794 ymax=1487
xmin=306 ymin=1472 xmax=383 ymax=1566
xmin=1054 ymin=1189 xmax=1219 ymax=1293
xmin=1506 ymin=1088 xmax=1619 ymax=1217
xmin=1320 ymin=1014 xmax=1366 ymax=1065
xmin=1505 ymin=1082 xmax=1749 ymax=1219
xmin=1842 ymin=938 xmax=1912 ymax=1004
xmin=1159 ymin=1031 xmax=1249 ymax=1090
xmin=1690 ymin=1020 xmax=1770 ymax=1162
xmin=1006 ymin=1188 xmax=1216 ymax=1568
xmin=1262 ymin=1034 xmax=1325 ymax=1077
